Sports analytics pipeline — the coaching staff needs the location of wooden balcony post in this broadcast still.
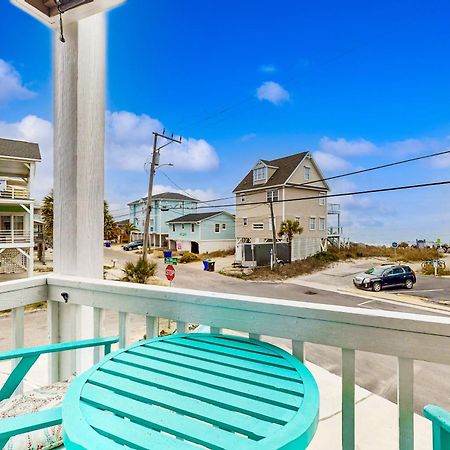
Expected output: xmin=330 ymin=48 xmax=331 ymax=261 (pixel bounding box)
xmin=52 ymin=14 xmax=106 ymax=378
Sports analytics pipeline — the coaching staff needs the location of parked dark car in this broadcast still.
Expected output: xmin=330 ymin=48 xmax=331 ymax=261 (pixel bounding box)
xmin=122 ymin=240 xmax=143 ymax=251
xmin=353 ymin=265 xmax=416 ymax=292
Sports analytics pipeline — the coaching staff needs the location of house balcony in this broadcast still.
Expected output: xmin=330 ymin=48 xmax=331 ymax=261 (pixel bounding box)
xmin=0 ymin=186 xmax=29 ymax=201
xmin=0 ymin=230 xmax=32 ymax=247
xmin=327 ymin=226 xmax=343 ymax=237
xmin=0 ymin=275 xmax=449 ymax=449
xmin=328 ymin=203 xmax=340 ymax=214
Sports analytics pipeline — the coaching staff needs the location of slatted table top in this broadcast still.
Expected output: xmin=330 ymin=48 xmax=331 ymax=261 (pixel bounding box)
xmin=62 ymin=334 xmax=319 ymax=449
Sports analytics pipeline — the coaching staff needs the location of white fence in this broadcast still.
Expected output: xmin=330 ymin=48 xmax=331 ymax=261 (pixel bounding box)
xmin=291 ymin=237 xmax=323 ymax=261
xmin=0 ymin=275 xmax=449 ymax=450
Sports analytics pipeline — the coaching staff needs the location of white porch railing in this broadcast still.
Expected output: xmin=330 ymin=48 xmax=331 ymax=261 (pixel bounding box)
xmin=328 ymin=226 xmax=343 ymax=237
xmin=0 ymin=186 xmax=29 ymax=200
xmin=0 ymin=275 xmax=449 ymax=450
xmin=0 ymin=230 xmax=32 ymax=244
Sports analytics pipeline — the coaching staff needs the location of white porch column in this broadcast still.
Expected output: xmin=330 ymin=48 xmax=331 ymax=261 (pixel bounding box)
xmin=53 ymin=13 xmax=106 ymax=378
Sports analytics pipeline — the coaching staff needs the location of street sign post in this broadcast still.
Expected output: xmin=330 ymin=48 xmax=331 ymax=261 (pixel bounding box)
xmin=392 ymin=242 xmax=398 ymax=260
xmin=165 ymin=264 xmax=176 ymax=286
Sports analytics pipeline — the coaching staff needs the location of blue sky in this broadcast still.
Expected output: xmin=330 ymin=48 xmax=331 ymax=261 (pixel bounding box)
xmin=1 ymin=0 xmax=450 ymax=243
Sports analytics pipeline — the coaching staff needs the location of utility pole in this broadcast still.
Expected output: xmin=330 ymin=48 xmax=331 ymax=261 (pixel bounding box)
xmin=142 ymin=131 xmax=181 ymax=262
xmin=269 ymin=200 xmax=277 ymax=268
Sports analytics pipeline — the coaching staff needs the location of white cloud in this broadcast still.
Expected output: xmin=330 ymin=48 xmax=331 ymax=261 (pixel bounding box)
xmin=256 ymin=81 xmax=290 ymax=105
xmin=318 ymin=137 xmax=376 ymax=156
xmin=313 ymin=151 xmax=350 ymax=172
xmin=0 ymin=115 xmax=53 ymax=200
xmin=106 ymin=111 xmax=219 ymax=172
xmin=0 ymin=59 xmax=35 ymax=105
xmin=431 ymin=153 xmax=450 ymax=168
xmin=239 ymin=133 xmax=256 ymax=142
xmin=153 ymin=184 xmax=217 ymax=202
xmin=259 ymin=65 xmax=276 ymax=73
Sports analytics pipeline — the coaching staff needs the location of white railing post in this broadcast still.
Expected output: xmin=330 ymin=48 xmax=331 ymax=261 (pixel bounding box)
xmin=11 ymin=306 xmax=24 ymax=394
xmin=398 ymin=358 xmax=414 ymax=450
xmin=118 ymin=312 xmax=128 ymax=348
xmin=146 ymin=315 xmax=159 ymax=339
xmin=342 ymin=348 xmax=356 ymax=450
xmin=93 ymin=307 xmax=104 ymax=363
xmin=47 ymin=301 xmax=60 ymax=383
xmin=292 ymin=340 xmax=305 ymax=363
xmin=176 ymin=321 xmax=188 ymax=333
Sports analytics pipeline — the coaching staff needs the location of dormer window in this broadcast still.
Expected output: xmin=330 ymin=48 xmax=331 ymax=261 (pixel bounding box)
xmin=253 ymin=167 xmax=267 ymax=183
xmin=304 ymin=166 xmax=311 ymax=181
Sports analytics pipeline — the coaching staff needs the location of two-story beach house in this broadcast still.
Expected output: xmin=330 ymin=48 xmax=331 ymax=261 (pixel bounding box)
xmin=0 ymin=138 xmax=41 ymax=276
xmin=167 ymin=211 xmax=235 ymax=254
xmin=233 ymin=151 xmax=330 ymax=260
xmin=128 ymin=192 xmax=198 ymax=247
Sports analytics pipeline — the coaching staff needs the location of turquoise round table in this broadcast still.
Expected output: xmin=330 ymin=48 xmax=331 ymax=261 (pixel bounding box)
xmin=62 ymin=334 xmax=319 ymax=449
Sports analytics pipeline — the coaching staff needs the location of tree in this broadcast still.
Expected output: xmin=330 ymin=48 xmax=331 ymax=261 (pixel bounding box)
xmin=278 ymin=219 xmax=304 ymax=242
xmin=122 ymin=221 xmax=138 ymax=243
xmin=104 ymin=201 xmax=120 ymax=241
xmin=41 ymin=192 xmax=54 ymax=237
xmin=122 ymin=258 xmax=157 ymax=283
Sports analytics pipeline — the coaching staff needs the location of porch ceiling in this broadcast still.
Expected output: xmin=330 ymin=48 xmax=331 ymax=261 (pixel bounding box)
xmin=0 ymin=160 xmax=30 ymax=178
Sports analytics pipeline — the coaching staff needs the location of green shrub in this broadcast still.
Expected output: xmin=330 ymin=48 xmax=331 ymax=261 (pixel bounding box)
xmin=421 ymin=265 xmax=450 ymax=276
xmin=313 ymin=251 xmax=339 ymax=262
xmin=179 ymin=252 xmax=200 ymax=263
xmin=122 ymin=258 xmax=157 ymax=283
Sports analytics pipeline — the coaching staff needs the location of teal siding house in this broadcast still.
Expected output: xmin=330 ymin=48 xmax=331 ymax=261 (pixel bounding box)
xmin=167 ymin=211 xmax=235 ymax=254
xmin=128 ymin=192 xmax=198 ymax=247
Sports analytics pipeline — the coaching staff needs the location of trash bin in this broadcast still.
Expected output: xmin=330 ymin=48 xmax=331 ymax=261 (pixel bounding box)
xmin=202 ymin=260 xmax=209 ymax=271
xmin=163 ymin=250 xmax=172 ymax=258
xmin=105 ymin=241 xmax=111 ymax=248
xmin=208 ymin=260 xmax=216 ymax=272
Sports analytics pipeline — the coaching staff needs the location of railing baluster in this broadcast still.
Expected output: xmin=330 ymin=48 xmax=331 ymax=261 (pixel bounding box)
xmin=342 ymin=348 xmax=356 ymax=450
xmin=93 ymin=307 xmax=103 ymax=363
xmin=292 ymin=340 xmax=304 ymax=363
xmin=398 ymin=357 xmax=414 ymax=450
xmin=47 ymin=301 xmax=60 ymax=383
xmin=146 ymin=315 xmax=159 ymax=339
xmin=11 ymin=306 xmax=24 ymax=394
xmin=176 ymin=321 xmax=188 ymax=333
xmin=118 ymin=312 xmax=128 ymax=348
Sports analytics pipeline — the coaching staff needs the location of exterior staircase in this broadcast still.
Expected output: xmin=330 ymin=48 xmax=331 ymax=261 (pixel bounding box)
xmin=0 ymin=248 xmax=27 ymax=274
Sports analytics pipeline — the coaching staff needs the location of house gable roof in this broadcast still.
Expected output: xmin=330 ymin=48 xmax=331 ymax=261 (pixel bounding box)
xmin=233 ymin=152 xmax=308 ymax=192
xmin=167 ymin=211 xmax=233 ymax=224
xmin=127 ymin=192 xmax=197 ymax=206
xmin=0 ymin=138 xmax=41 ymax=161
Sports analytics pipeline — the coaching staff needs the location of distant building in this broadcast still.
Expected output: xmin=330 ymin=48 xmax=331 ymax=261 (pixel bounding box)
xmin=167 ymin=211 xmax=235 ymax=254
xmin=0 ymin=138 xmax=41 ymax=276
xmin=233 ymin=151 xmax=330 ymax=260
xmin=128 ymin=192 xmax=198 ymax=247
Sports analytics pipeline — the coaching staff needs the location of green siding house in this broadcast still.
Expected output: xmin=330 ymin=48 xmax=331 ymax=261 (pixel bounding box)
xmin=167 ymin=211 xmax=235 ymax=254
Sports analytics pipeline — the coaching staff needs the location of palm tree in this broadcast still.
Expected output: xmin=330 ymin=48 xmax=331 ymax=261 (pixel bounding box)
xmin=278 ymin=220 xmax=303 ymax=257
xmin=41 ymin=192 xmax=54 ymax=237
xmin=104 ymin=201 xmax=120 ymax=241
xmin=123 ymin=222 xmax=138 ymax=243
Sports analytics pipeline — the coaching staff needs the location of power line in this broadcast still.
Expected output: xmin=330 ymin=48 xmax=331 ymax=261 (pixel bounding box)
xmin=288 ymin=149 xmax=450 ymax=188
xmin=191 ymin=179 xmax=450 ymax=210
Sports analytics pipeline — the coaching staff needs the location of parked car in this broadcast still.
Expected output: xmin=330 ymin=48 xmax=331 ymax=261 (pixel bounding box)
xmin=353 ymin=265 xmax=416 ymax=292
xmin=122 ymin=240 xmax=143 ymax=251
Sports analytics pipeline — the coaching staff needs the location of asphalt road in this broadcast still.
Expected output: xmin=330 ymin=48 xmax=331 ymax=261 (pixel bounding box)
xmin=105 ymin=247 xmax=450 ymax=414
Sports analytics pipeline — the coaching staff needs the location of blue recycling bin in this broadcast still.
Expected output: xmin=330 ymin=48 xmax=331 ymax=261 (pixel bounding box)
xmin=105 ymin=241 xmax=111 ymax=248
xmin=203 ymin=260 xmax=209 ymax=271
xmin=164 ymin=250 xmax=172 ymax=258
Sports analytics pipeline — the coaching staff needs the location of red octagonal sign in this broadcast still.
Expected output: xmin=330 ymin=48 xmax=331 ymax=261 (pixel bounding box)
xmin=165 ymin=264 xmax=176 ymax=282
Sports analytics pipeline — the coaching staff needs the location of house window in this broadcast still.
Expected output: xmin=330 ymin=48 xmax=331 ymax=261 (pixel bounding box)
xmin=295 ymin=216 xmax=301 ymax=224
xmin=172 ymin=224 xmax=175 ymax=232
xmin=243 ymin=218 xmax=248 ymax=226
xmin=181 ymin=224 xmax=185 ymax=230
xmin=240 ymin=194 xmax=246 ymax=202
xmin=191 ymin=224 xmax=195 ymax=232
xmin=319 ymin=217 xmax=326 ymax=231
xmin=266 ymin=189 xmax=279 ymax=202
xmin=319 ymin=192 xmax=326 ymax=206
xmin=304 ymin=166 xmax=311 ymax=181
xmin=253 ymin=167 xmax=267 ymax=183
xmin=221 ymin=223 xmax=226 ymax=230
xmin=215 ymin=223 xmax=220 ymax=233
xmin=309 ymin=217 xmax=316 ymax=231
xmin=252 ymin=223 xmax=264 ymax=230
